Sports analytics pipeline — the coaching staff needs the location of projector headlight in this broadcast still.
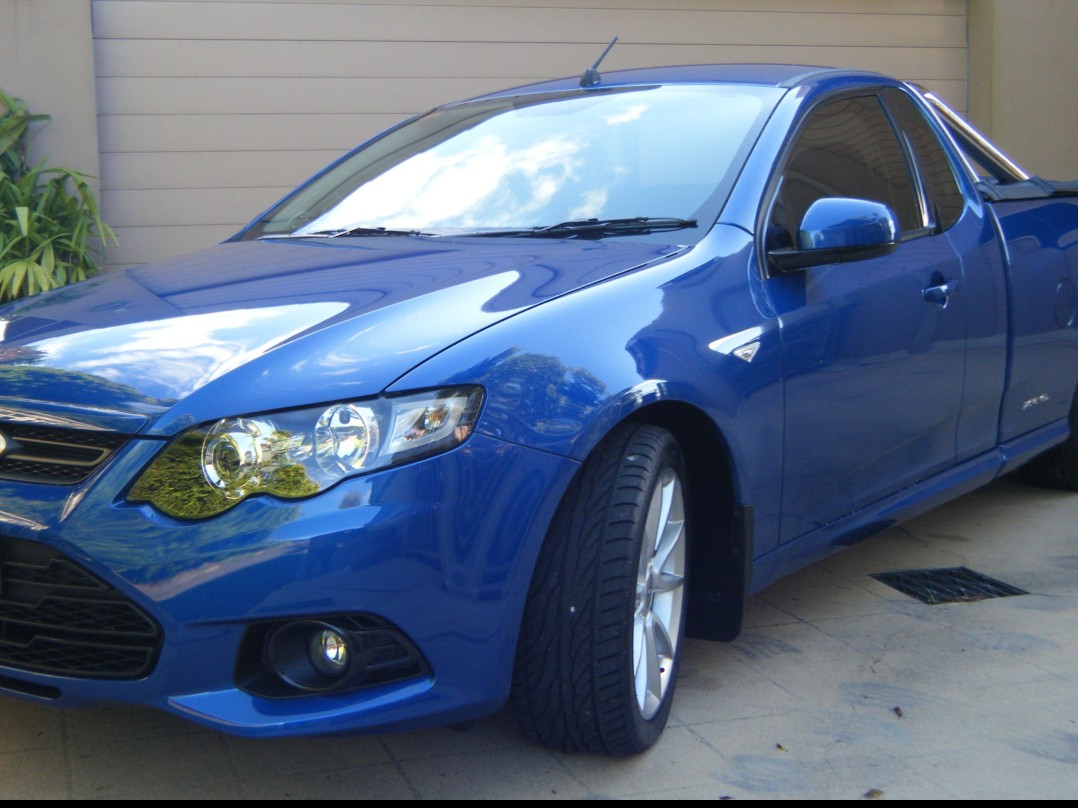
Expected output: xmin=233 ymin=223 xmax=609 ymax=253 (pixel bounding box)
xmin=129 ymin=386 xmax=483 ymax=519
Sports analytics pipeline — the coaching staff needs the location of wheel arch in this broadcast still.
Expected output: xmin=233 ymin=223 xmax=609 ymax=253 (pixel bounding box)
xmin=622 ymin=401 xmax=750 ymax=641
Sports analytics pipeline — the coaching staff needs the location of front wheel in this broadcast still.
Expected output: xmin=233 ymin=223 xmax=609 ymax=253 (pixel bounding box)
xmin=512 ymin=424 xmax=688 ymax=754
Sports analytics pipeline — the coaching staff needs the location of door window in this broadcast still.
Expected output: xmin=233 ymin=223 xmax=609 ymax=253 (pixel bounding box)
xmin=767 ymin=95 xmax=922 ymax=250
xmin=881 ymin=88 xmax=965 ymax=232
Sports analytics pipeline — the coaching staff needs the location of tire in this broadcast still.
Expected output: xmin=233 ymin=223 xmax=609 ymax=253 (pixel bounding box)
xmin=511 ymin=424 xmax=689 ymax=755
xmin=1023 ymin=388 xmax=1078 ymax=490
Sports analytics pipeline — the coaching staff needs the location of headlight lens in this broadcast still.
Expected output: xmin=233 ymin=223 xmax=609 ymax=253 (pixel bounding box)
xmin=315 ymin=404 xmax=378 ymax=476
xmin=129 ymin=386 xmax=483 ymax=519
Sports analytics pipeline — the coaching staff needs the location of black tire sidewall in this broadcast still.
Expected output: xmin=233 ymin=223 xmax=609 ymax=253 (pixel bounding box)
xmin=511 ymin=423 xmax=690 ymax=755
xmin=599 ymin=425 xmax=689 ymax=753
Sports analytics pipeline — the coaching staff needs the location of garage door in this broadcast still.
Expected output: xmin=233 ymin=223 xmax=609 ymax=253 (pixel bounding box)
xmin=91 ymin=0 xmax=968 ymax=266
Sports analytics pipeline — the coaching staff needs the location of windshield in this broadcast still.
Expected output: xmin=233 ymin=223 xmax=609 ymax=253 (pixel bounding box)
xmin=244 ymin=84 xmax=782 ymax=241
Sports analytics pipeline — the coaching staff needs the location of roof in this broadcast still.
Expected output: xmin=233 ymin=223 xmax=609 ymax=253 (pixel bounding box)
xmin=475 ymin=63 xmax=889 ymax=100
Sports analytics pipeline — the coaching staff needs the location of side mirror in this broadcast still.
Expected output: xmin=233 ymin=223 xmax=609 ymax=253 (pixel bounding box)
xmin=769 ymin=197 xmax=900 ymax=273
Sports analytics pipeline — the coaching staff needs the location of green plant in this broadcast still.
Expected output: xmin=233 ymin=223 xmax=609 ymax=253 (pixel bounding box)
xmin=0 ymin=89 xmax=115 ymax=303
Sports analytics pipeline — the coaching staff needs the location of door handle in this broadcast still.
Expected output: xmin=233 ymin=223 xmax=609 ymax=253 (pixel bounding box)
xmin=923 ymin=279 xmax=959 ymax=308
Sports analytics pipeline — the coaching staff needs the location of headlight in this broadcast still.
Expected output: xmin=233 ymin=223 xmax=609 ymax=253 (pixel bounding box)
xmin=128 ymin=386 xmax=483 ymax=519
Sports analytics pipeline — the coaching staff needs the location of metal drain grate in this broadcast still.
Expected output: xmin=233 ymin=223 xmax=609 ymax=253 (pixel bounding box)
xmin=871 ymin=567 xmax=1027 ymax=605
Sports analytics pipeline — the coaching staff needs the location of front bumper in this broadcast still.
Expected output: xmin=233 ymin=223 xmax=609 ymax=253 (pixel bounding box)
xmin=0 ymin=432 xmax=578 ymax=737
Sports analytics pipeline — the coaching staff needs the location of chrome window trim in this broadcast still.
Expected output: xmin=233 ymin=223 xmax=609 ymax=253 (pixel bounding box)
xmin=916 ymin=88 xmax=1030 ymax=183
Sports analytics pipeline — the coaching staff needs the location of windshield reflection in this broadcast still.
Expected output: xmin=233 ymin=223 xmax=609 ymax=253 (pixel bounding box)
xmin=255 ymin=85 xmax=779 ymax=239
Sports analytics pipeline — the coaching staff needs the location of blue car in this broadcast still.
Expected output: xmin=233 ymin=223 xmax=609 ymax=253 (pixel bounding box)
xmin=0 ymin=63 xmax=1076 ymax=755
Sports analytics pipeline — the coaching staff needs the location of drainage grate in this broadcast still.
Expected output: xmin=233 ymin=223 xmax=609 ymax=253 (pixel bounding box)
xmin=870 ymin=567 xmax=1027 ymax=605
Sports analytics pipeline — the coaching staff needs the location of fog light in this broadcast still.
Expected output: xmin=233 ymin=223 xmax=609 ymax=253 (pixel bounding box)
xmin=267 ymin=621 xmax=352 ymax=691
xmin=237 ymin=614 xmax=433 ymax=698
xmin=310 ymin=628 xmax=349 ymax=677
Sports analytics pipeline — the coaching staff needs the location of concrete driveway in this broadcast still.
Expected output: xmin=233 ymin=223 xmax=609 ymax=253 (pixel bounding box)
xmin=2 ymin=476 xmax=1076 ymax=799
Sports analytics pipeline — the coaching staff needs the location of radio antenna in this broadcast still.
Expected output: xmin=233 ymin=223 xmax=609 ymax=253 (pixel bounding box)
xmin=579 ymin=37 xmax=618 ymax=88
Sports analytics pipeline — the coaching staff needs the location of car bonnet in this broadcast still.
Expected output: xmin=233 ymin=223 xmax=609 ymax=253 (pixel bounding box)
xmin=0 ymin=237 xmax=685 ymax=435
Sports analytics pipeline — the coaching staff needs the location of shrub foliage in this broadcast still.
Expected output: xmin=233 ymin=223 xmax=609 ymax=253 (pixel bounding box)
xmin=0 ymin=89 xmax=115 ymax=303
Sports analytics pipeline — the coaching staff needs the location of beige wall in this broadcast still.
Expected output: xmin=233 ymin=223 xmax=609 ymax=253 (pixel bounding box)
xmin=3 ymin=0 xmax=1077 ymax=267
xmin=968 ymin=0 xmax=1078 ymax=179
xmin=0 ymin=0 xmax=100 ymax=191
xmin=91 ymin=0 xmax=969 ymax=266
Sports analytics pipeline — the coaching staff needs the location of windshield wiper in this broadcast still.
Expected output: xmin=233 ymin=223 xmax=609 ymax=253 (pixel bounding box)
xmin=262 ymin=218 xmax=696 ymax=240
xmin=263 ymin=226 xmax=433 ymax=239
xmin=458 ymin=217 xmax=698 ymax=239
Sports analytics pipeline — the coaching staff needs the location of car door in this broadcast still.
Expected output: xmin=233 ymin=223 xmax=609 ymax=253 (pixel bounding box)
xmin=762 ymin=92 xmax=968 ymax=544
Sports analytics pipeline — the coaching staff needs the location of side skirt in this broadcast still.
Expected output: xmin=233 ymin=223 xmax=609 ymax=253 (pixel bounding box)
xmin=748 ymin=418 xmax=1069 ymax=597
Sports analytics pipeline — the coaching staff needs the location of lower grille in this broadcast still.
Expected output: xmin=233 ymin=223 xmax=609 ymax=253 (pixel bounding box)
xmin=0 ymin=536 xmax=162 ymax=678
xmin=0 ymin=423 xmax=129 ymax=484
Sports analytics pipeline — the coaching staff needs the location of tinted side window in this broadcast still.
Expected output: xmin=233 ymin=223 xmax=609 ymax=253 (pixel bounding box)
xmin=768 ymin=95 xmax=921 ymax=249
xmin=882 ymin=88 xmax=965 ymax=232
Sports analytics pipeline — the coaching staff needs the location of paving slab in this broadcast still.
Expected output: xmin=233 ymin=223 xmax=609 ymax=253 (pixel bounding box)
xmin=1 ymin=477 xmax=1076 ymax=799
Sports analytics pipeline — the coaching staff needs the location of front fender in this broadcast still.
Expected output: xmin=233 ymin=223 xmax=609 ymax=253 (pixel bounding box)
xmin=389 ymin=226 xmax=787 ymax=555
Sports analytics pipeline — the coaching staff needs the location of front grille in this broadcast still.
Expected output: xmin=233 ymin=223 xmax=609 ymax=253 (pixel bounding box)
xmin=0 ymin=536 xmax=162 ymax=678
xmin=0 ymin=423 xmax=129 ymax=484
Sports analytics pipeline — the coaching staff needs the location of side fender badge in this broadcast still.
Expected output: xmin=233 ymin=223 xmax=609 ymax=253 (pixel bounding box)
xmin=709 ymin=326 xmax=768 ymax=363
xmin=732 ymin=342 xmax=761 ymax=363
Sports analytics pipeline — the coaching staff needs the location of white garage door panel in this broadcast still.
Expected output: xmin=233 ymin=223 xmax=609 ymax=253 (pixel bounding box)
xmin=95 ymin=2 xmax=964 ymax=48
xmin=102 ymin=187 xmax=292 ymax=228
xmin=93 ymin=40 xmax=595 ymax=79
xmin=97 ymin=113 xmax=403 ymax=154
xmin=119 ymin=0 xmax=961 ymax=10
xmin=93 ymin=0 xmax=970 ymax=266
xmin=95 ymin=39 xmax=967 ymax=83
xmin=100 ymin=70 xmax=970 ymax=117
xmin=97 ymin=76 xmax=524 ymax=115
xmin=107 ymin=225 xmax=241 ymax=268
xmin=101 ymin=150 xmax=340 ymax=191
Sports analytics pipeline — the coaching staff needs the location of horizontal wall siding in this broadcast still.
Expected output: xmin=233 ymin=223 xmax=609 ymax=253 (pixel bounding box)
xmin=97 ymin=40 xmax=967 ymax=81
xmin=94 ymin=2 xmax=966 ymax=45
xmin=92 ymin=0 xmax=968 ymax=266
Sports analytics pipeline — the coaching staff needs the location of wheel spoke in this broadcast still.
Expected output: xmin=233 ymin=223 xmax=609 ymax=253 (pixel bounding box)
xmin=651 ymin=608 xmax=675 ymax=664
xmin=650 ymin=473 xmax=685 ymax=577
xmin=640 ymin=614 xmax=664 ymax=718
xmin=651 ymin=517 xmax=684 ymax=576
xmin=636 ymin=608 xmax=679 ymax=718
xmin=651 ymin=570 xmax=684 ymax=594
xmin=633 ymin=465 xmax=686 ymax=720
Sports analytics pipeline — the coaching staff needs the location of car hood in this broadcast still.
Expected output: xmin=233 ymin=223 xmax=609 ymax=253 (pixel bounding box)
xmin=0 ymin=237 xmax=684 ymax=435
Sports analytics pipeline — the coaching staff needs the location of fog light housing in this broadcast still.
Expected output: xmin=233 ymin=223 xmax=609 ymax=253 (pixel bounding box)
xmin=267 ymin=621 xmax=351 ymax=691
xmin=236 ymin=613 xmax=431 ymax=698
